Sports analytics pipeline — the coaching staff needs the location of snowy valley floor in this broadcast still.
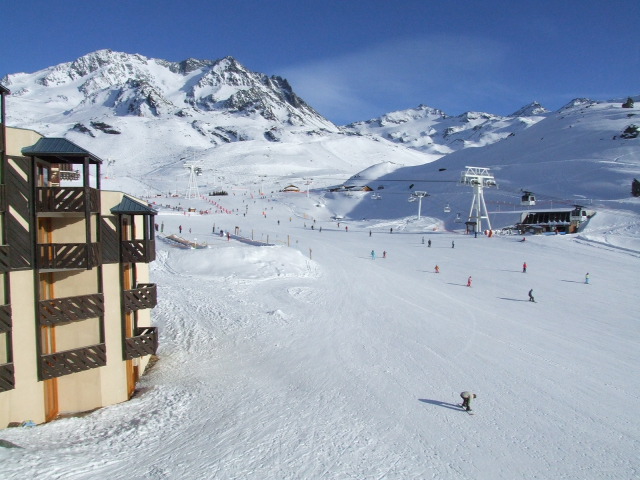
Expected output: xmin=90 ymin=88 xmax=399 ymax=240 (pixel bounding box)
xmin=1 ymin=187 xmax=639 ymax=480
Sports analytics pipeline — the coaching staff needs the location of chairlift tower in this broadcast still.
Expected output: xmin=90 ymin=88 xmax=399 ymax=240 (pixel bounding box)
xmin=104 ymin=158 xmax=116 ymax=179
xmin=183 ymin=162 xmax=202 ymax=199
xmin=408 ymin=191 xmax=429 ymax=219
xmin=460 ymin=166 xmax=496 ymax=232
xmin=304 ymin=178 xmax=313 ymax=198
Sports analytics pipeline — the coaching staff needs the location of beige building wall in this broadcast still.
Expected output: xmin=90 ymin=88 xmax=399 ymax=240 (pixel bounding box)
xmin=100 ymin=262 xmax=129 ymax=406
xmin=0 ymin=270 xmax=45 ymax=426
xmin=5 ymin=127 xmax=42 ymax=156
xmin=49 ymin=270 xmax=99 ymax=298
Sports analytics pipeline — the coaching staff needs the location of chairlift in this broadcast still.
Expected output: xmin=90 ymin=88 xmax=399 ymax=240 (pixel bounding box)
xmin=521 ymin=191 xmax=536 ymax=206
xmin=371 ymin=193 xmax=381 ymax=200
xmin=454 ymin=213 xmax=462 ymax=223
xmin=444 ymin=203 xmax=451 ymax=213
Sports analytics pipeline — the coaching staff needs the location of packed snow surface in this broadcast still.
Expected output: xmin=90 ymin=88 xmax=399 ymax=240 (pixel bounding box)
xmin=1 ymin=172 xmax=638 ymax=479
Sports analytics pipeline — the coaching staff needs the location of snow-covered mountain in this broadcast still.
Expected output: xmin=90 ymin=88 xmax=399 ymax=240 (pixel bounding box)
xmin=2 ymin=49 xmax=337 ymax=142
xmin=2 ymin=49 xmax=638 ymax=223
xmin=2 ymin=50 xmax=554 ymax=173
xmin=342 ymin=102 xmax=550 ymax=156
xmin=2 ymin=50 xmax=439 ymax=179
xmin=339 ymin=97 xmax=640 ymax=228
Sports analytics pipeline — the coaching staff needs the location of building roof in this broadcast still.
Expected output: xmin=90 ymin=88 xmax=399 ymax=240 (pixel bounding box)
xmin=0 ymin=84 xmax=10 ymax=94
xmin=21 ymin=137 xmax=103 ymax=164
xmin=111 ymin=195 xmax=157 ymax=215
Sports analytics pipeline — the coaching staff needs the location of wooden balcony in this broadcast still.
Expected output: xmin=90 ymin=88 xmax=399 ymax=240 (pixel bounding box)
xmin=39 ymin=293 xmax=104 ymax=327
xmin=36 ymin=187 xmax=100 ymax=214
xmin=0 ymin=363 xmax=15 ymax=392
xmin=37 ymin=243 xmax=101 ymax=270
xmin=121 ymin=239 xmax=156 ymax=263
xmin=123 ymin=284 xmax=157 ymax=313
xmin=39 ymin=343 xmax=106 ymax=380
xmin=0 ymin=245 xmax=10 ymax=273
xmin=0 ymin=304 xmax=11 ymax=333
xmin=124 ymin=327 xmax=158 ymax=360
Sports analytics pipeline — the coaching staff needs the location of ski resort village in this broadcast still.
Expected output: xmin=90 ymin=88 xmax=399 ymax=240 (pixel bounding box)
xmin=0 ymin=49 xmax=638 ymax=479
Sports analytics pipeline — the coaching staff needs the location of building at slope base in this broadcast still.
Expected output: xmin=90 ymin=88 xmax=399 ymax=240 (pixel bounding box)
xmin=0 ymin=84 xmax=158 ymax=428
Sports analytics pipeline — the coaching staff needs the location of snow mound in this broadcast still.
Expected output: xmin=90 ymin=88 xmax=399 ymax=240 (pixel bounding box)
xmin=164 ymin=243 xmax=319 ymax=280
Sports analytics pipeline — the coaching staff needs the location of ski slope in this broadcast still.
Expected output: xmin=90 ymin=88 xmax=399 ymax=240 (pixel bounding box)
xmin=1 ymin=175 xmax=638 ymax=480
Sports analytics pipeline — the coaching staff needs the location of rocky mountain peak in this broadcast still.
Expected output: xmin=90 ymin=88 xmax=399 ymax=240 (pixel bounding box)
xmin=4 ymin=49 xmax=338 ymax=142
xmin=510 ymin=101 xmax=549 ymax=117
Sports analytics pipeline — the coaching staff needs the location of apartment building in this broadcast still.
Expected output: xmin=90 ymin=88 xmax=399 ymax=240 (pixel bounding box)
xmin=0 ymin=84 xmax=158 ymax=427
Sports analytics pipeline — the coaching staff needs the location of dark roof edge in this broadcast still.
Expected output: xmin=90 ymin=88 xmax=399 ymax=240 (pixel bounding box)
xmin=110 ymin=195 xmax=158 ymax=215
xmin=21 ymin=137 xmax=103 ymax=164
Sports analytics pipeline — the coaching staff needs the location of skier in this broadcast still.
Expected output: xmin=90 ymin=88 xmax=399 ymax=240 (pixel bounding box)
xmin=452 ymin=240 xmax=455 ymax=249
xmin=421 ymin=236 xmax=425 ymax=244
xmin=585 ymin=273 xmax=589 ymax=284
xmin=345 ymin=226 xmax=348 ymax=232
xmin=467 ymin=276 xmax=472 ymax=287
xmin=522 ymin=262 xmax=527 ymax=273
xmin=528 ymin=289 xmax=535 ymax=302
xmin=383 ymin=251 xmax=387 ymax=259
xmin=371 ymin=250 xmax=376 ymax=260
xmin=460 ymin=391 xmax=477 ymax=412
xmin=428 ymin=239 xmax=431 ymax=247
xmin=179 ymin=225 xmax=182 ymax=234
xmin=390 ymin=228 xmax=393 ymax=234
xmin=435 ymin=265 xmax=440 ymax=274
xmin=370 ymin=230 xmax=372 ymax=237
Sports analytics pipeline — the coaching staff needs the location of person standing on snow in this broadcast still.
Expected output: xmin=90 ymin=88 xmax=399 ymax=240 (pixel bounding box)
xmin=371 ymin=250 xmax=376 ymax=260
xmin=585 ymin=273 xmax=589 ymax=284
xmin=383 ymin=251 xmax=387 ymax=258
xmin=528 ymin=289 xmax=535 ymax=302
xmin=428 ymin=239 xmax=431 ymax=247
xmin=435 ymin=265 xmax=440 ymax=274
xmin=523 ymin=262 xmax=527 ymax=273
xmin=460 ymin=391 xmax=477 ymax=411
xmin=452 ymin=240 xmax=455 ymax=249
xmin=467 ymin=276 xmax=472 ymax=287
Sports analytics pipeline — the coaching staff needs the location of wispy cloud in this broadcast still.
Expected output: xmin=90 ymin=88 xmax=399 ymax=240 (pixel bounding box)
xmin=280 ymin=35 xmax=512 ymax=124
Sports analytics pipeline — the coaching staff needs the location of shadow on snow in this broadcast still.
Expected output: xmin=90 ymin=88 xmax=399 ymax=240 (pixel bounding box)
xmin=418 ymin=399 xmax=462 ymax=411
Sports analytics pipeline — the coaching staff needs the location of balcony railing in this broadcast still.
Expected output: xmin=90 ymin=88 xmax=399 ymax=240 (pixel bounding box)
xmin=123 ymin=284 xmax=157 ymax=313
xmin=124 ymin=327 xmax=158 ymax=360
xmin=37 ymin=243 xmax=101 ymax=270
xmin=39 ymin=343 xmax=106 ymax=380
xmin=0 ymin=363 xmax=15 ymax=392
xmin=36 ymin=187 xmax=100 ymax=213
xmin=0 ymin=304 xmax=12 ymax=333
xmin=39 ymin=293 xmax=104 ymax=327
xmin=121 ymin=239 xmax=156 ymax=263
xmin=0 ymin=245 xmax=10 ymax=273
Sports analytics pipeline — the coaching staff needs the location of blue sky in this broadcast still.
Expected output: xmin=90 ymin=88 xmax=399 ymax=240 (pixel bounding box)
xmin=2 ymin=0 xmax=638 ymax=124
